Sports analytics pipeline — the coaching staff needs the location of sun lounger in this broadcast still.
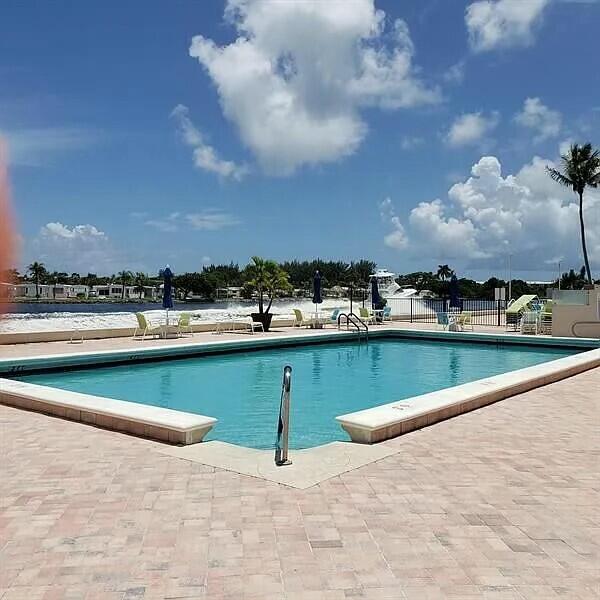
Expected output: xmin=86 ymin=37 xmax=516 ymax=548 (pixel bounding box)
xmin=506 ymin=295 xmax=538 ymax=330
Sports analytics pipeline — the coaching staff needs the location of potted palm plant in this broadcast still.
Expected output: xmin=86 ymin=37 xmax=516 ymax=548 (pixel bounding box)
xmin=245 ymin=256 xmax=291 ymax=332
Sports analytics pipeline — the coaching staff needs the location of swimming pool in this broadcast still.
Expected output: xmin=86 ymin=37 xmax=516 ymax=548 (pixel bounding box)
xmin=16 ymin=338 xmax=578 ymax=449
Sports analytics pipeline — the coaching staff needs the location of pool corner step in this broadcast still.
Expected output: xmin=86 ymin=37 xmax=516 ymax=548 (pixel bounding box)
xmin=0 ymin=378 xmax=217 ymax=445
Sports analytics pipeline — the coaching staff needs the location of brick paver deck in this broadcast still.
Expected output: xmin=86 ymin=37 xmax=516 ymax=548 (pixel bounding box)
xmin=1 ymin=368 xmax=598 ymax=599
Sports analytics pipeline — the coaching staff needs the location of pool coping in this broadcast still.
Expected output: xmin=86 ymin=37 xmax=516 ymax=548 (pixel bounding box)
xmin=336 ymin=348 xmax=600 ymax=444
xmin=0 ymin=328 xmax=598 ymax=459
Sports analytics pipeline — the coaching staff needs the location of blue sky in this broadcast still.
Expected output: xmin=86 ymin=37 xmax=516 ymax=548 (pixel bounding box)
xmin=1 ymin=0 xmax=599 ymax=280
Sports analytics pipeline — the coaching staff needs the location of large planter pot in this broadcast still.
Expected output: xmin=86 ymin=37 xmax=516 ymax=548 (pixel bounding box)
xmin=251 ymin=312 xmax=273 ymax=332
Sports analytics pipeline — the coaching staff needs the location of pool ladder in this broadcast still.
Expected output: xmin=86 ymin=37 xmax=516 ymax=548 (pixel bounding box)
xmin=275 ymin=365 xmax=292 ymax=466
xmin=337 ymin=312 xmax=369 ymax=340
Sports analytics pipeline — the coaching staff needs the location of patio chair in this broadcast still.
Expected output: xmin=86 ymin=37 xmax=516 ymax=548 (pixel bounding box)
xmin=322 ymin=308 xmax=341 ymax=327
xmin=382 ymin=306 xmax=392 ymax=322
xmin=520 ymin=311 xmax=539 ymax=335
xmin=358 ymin=307 xmax=375 ymax=325
xmin=437 ymin=312 xmax=450 ymax=330
xmin=133 ymin=312 xmax=162 ymax=340
xmin=456 ymin=311 xmax=473 ymax=331
xmin=540 ymin=300 xmax=553 ymax=334
xmin=519 ymin=310 xmax=540 ymax=335
xmin=293 ymin=309 xmax=314 ymax=328
xmin=177 ymin=312 xmax=194 ymax=336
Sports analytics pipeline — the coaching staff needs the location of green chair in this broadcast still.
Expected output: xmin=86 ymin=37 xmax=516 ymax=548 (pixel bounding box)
xmin=133 ymin=312 xmax=162 ymax=340
xmin=358 ymin=307 xmax=375 ymax=324
xmin=177 ymin=312 xmax=194 ymax=336
xmin=505 ymin=295 xmax=538 ymax=330
xmin=456 ymin=311 xmax=473 ymax=331
xmin=293 ymin=309 xmax=313 ymax=328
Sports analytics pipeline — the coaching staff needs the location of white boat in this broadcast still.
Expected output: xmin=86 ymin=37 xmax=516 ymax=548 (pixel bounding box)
xmin=369 ymin=269 xmax=433 ymax=299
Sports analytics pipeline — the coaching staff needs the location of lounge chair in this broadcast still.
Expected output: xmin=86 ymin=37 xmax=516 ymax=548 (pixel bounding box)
xmin=540 ymin=300 xmax=553 ymax=334
xmin=520 ymin=311 xmax=539 ymax=335
xmin=382 ymin=306 xmax=392 ymax=322
xmin=456 ymin=311 xmax=473 ymax=331
xmin=293 ymin=309 xmax=314 ymax=328
xmin=358 ymin=307 xmax=375 ymax=325
xmin=177 ymin=312 xmax=193 ymax=336
xmin=505 ymin=295 xmax=538 ymax=331
xmin=133 ymin=312 xmax=162 ymax=340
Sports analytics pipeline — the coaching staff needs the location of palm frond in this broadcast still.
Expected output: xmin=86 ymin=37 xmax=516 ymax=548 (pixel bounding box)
xmin=546 ymin=166 xmax=573 ymax=188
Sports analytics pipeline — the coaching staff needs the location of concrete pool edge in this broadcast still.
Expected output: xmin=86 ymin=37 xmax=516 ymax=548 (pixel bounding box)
xmin=0 ymin=378 xmax=216 ymax=445
xmin=336 ymin=348 xmax=600 ymax=444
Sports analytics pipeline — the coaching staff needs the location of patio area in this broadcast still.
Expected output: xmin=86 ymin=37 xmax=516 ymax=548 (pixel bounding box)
xmin=1 ymin=360 xmax=598 ymax=599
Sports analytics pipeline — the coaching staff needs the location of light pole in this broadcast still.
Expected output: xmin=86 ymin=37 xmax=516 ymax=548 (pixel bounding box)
xmin=507 ymin=254 xmax=512 ymax=301
xmin=558 ymin=260 xmax=561 ymax=291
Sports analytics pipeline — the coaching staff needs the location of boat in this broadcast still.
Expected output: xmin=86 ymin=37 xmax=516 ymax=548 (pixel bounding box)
xmin=369 ymin=269 xmax=434 ymax=299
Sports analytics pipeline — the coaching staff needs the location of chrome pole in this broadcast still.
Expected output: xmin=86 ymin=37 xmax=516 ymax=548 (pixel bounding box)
xmin=275 ymin=365 xmax=292 ymax=466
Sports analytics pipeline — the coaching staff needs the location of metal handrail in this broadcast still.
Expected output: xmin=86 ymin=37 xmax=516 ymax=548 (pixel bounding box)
xmin=337 ymin=312 xmax=368 ymax=339
xmin=275 ymin=365 xmax=292 ymax=466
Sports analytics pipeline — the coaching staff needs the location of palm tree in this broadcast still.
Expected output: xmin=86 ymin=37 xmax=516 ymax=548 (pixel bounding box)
xmin=436 ymin=264 xmax=453 ymax=281
xmin=245 ymin=256 xmax=291 ymax=314
xmin=27 ymin=261 xmax=47 ymax=299
xmin=547 ymin=143 xmax=600 ymax=285
xmin=117 ymin=270 xmax=133 ymax=299
xmin=133 ymin=272 xmax=148 ymax=299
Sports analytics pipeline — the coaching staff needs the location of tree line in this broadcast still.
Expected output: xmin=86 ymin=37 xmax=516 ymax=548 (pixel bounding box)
xmin=3 ymin=259 xmax=594 ymax=303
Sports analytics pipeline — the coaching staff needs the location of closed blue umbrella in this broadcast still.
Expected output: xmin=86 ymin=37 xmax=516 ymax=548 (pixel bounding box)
xmin=449 ymin=274 xmax=461 ymax=309
xmin=370 ymin=276 xmax=382 ymax=308
xmin=312 ymin=271 xmax=323 ymax=320
xmin=161 ymin=266 xmax=174 ymax=325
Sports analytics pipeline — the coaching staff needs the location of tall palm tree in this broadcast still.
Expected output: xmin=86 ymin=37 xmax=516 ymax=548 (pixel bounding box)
xmin=133 ymin=272 xmax=148 ymax=299
xmin=436 ymin=264 xmax=453 ymax=281
xmin=27 ymin=261 xmax=47 ymax=299
xmin=117 ymin=270 xmax=133 ymax=299
xmin=547 ymin=143 xmax=600 ymax=284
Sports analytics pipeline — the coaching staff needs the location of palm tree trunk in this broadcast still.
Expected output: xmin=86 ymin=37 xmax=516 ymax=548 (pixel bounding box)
xmin=35 ymin=276 xmax=39 ymax=300
xmin=578 ymin=191 xmax=593 ymax=284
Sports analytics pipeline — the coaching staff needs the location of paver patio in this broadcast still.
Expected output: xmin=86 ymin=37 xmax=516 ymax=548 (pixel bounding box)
xmin=1 ymin=365 xmax=598 ymax=599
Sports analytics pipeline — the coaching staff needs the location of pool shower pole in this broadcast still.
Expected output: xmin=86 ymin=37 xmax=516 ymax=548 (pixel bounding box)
xmin=275 ymin=365 xmax=292 ymax=466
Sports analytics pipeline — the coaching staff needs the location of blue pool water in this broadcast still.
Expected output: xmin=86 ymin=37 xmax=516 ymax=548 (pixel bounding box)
xmin=17 ymin=339 xmax=577 ymax=449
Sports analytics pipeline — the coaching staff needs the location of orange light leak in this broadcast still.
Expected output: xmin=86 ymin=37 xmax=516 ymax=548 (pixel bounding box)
xmin=0 ymin=138 xmax=15 ymax=315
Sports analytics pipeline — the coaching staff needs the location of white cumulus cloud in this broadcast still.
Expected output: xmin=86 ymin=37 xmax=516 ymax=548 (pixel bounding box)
xmin=514 ymin=97 xmax=562 ymax=141
xmin=466 ymin=0 xmax=550 ymax=52
xmin=381 ymin=153 xmax=600 ymax=269
xmin=188 ymin=0 xmax=439 ymax=175
xmin=31 ymin=222 xmax=119 ymax=273
xmin=445 ymin=111 xmax=499 ymax=147
xmin=379 ymin=197 xmax=408 ymax=249
xmin=171 ymin=104 xmax=248 ymax=180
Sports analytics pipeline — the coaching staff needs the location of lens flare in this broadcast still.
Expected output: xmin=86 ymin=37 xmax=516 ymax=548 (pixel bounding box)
xmin=0 ymin=139 xmax=15 ymax=315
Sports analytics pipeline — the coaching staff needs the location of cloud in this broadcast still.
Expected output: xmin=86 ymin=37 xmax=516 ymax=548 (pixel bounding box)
xmin=466 ymin=0 xmax=550 ymax=52
xmin=514 ymin=97 xmax=562 ymax=141
xmin=381 ymin=153 xmax=600 ymax=268
xmin=31 ymin=222 xmax=119 ymax=273
xmin=445 ymin=111 xmax=499 ymax=147
xmin=400 ymin=135 xmax=425 ymax=150
xmin=145 ymin=212 xmax=181 ymax=232
xmin=171 ymin=104 xmax=248 ymax=180
xmin=379 ymin=197 xmax=408 ymax=249
xmin=188 ymin=0 xmax=440 ymax=175
xmin=443 ymin=61 xmax=466 ymax=85
xmin=1 ymin=127 xmax=101 ymax=167
xmin=141 ymin=209 xmax=241 ymax=232
xmin=185 ymin=210 xmax=241 ymax=231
